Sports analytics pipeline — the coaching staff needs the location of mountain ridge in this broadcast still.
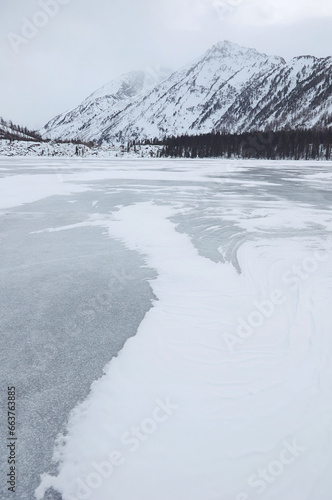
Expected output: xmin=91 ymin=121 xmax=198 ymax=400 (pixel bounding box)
xmin=40 ymin=41 xmax=332 ymax=143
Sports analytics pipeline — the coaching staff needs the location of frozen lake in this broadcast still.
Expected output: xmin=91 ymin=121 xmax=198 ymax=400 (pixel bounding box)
xmin=1 ymin=158 xmax=332 ymax=500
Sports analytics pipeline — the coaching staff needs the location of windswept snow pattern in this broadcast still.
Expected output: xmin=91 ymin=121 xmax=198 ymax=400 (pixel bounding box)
xmin=9 ymin=158 xmax=329 ymax=500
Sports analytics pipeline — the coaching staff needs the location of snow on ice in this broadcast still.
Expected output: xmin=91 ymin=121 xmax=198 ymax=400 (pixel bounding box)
xmin=1 ymin=158 xmax=332 ymax=500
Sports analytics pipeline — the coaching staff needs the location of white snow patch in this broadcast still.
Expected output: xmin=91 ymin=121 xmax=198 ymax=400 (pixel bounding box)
xmin=35 ymin=201 xmax=332 ymax=500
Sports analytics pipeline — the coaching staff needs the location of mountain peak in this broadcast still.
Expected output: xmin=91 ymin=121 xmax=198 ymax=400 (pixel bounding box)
xmin=215 ymin=40 xmax=249 ymax=49
xmin=205 ymin=40 xmax=285 ymax=66
xmin=209 ymin=40 xmax=258 ymax=55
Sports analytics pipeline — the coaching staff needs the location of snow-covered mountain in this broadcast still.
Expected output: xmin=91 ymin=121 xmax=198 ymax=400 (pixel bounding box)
xmin=40 ymin=67 xmax=172 ymax=142
xmin=216 ymin=54 xmax=332 ymax=132
xmin=41 ymin=41 xmax=332 ymax=143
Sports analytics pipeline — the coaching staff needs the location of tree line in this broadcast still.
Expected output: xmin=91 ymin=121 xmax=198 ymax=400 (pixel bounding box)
xmin=0 ymin=117 xmax=43 ymax=142
xmin=137 ymin=129 xmax=332 ymax=160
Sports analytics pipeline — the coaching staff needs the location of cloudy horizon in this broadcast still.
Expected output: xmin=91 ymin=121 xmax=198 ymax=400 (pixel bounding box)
xmin=1 ymin=0 xmax=332 ymax=130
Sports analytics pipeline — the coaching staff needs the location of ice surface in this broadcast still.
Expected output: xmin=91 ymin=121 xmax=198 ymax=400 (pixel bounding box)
xmin=1 ymin=158 xmax=332 ymax=500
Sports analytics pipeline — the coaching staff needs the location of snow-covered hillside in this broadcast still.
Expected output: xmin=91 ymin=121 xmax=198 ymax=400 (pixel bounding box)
xmin=0 ymin=117 xmax=42 ymax=142
xmin=217 ymin=55 xmax=332 ymax=132
xmin=102 ymin=41 xmax=285 ymax=141
xmin=40 ymin=68 xmax=172 ymax=142
xmin=40 ymin=41 xmax=332 ymax=143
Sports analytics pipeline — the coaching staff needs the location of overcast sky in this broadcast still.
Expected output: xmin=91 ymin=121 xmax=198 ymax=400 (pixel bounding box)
xmin=1 ymin=0 xmax=332 ymax=129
